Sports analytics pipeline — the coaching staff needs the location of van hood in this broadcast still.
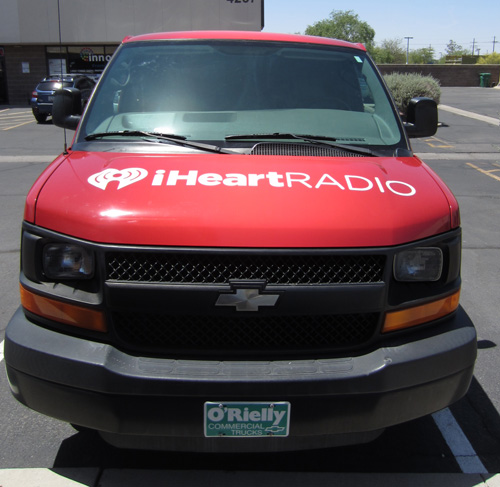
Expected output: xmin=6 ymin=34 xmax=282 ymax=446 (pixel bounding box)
xmin=30 ymin=152 xmax=456 ymax=248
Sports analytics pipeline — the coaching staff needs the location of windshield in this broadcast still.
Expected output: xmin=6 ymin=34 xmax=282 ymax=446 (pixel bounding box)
xmin=79 ymin=40 xmax=404 ymax=151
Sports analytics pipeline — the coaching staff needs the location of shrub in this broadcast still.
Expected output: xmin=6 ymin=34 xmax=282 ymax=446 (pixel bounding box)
xmin=383 ymin=73 xmax=441 ymax=113
xmin=477 ymin=52 xmax=500 ymax=64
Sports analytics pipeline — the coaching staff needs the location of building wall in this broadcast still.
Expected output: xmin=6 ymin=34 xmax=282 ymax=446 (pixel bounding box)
xmin=378 ymin=64 xmax=500 ymax=87
xmin=4 ymin=46 xmax=47 ymax=105
xmin=3 ymin=0 xmax=264 ymax=44
xmin=1 ymin=0 xmax=264 ymax=105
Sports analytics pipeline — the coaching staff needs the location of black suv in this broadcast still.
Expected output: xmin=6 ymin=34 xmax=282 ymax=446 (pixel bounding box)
xmin=31 ymin=74 xmax=96 ymax=123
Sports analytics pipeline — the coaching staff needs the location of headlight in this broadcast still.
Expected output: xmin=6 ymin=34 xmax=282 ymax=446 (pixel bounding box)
xmin=394 ymin=248 xmax=443 ymax=282
xmin=42 ymin=244 xmax=94 ymax=279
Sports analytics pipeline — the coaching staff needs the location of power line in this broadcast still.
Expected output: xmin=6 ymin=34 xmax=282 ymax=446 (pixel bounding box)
xmin=404 ymin=40 xmax=496 ymax=47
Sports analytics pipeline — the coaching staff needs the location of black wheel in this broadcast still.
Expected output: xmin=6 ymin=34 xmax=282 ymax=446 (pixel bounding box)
xmin=33 ymin=111 xmax=48 ymax=123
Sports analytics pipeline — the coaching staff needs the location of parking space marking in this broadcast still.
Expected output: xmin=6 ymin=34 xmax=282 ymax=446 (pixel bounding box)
xmin=3 ymin=120 xmax=36 ymax=130
xmin=3 ymin=119 xmax=35 ymax=130
xmin=0 ymin=340 xmax=4 ymax=363
xmin=432 ymin=408 xmax=488 ymax=474
xmin=0 ymin=111 xmax=32 ymax=118
xmin=467 ymin=162 xmax=500 ymax=183
xmin=0 ymin=109 xmax=32 ymax=116
xmin=0 ymin=109 xmax=35 ymax=130
xmin=439 ymin=105 xmax=500 ymax=126
xmin=423 ymin=136 xmax=454 ymax=149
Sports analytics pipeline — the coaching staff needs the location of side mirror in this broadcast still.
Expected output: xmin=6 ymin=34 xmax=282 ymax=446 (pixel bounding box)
xmin=52 ymin=87 xmax=82 ymax=130
xmin=404 ymin=97 xmax=438 ymax=138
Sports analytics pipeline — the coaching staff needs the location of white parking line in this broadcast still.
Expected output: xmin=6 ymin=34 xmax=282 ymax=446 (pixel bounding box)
xmin=0 ymin=340 xmax=4 ymax=363
xmin=439 ymin=104 xmax=500 ymax=126
xmin=432 ymin=407 xmax=488 ymax=474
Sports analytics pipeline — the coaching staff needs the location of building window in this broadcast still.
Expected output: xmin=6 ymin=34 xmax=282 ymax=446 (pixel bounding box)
xmin=46 ymin=45 xmax=117 ymax=76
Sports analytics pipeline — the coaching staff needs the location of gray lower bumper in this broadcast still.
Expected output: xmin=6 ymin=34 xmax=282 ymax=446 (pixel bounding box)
xmin=5 ymin=306 xmax=477 ymax=451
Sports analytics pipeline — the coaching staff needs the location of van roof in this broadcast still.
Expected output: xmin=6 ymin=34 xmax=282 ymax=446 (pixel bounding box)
xmin=121 ymin=30 xmax=366 ymax=51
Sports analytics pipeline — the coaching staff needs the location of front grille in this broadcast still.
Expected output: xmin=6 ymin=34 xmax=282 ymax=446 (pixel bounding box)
xmin=106 ymin=250 xmax=385 ymax=357
xmin=106 ymin=252 xmax=385 ymax=285
xmin=112 ymin=312 xmax=379 ymax=357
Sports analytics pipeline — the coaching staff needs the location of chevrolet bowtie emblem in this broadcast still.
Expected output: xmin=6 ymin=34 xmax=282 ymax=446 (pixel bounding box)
xmin=215 ymin=288 xmax=280 ymax=312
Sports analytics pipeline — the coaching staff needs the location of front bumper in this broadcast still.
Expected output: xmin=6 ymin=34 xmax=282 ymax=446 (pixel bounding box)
xmin=5 ymin=306 xmax=476 ymax=452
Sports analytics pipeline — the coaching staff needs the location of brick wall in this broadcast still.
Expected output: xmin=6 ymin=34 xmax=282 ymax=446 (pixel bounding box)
xmin=378 ymin=64 xmax=500 ymax=87
xmin=5 ymin=46 xmax=47 ymax=105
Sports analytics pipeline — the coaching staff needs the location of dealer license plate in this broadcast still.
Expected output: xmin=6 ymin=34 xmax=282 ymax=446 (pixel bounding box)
xmin=204 ymin=402 xmax=290 ymax=438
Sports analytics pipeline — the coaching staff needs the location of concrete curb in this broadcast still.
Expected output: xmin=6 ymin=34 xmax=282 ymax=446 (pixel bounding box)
xmin=0 ymin=155 xmax=57 ymax=163
xmin=416 ymin=153 xmax=500 ymax=160
xmin=0 ymin=470 xmax=499 ymax=487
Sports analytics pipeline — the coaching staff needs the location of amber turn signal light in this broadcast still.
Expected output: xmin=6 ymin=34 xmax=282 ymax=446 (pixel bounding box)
xmin=382 ymin=290 xmax=460 ymax=333
xmin=20 ymin=285 xmax=107 ymax=332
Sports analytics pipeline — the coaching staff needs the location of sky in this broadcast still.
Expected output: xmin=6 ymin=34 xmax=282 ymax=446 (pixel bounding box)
xmin=262 ymin=0 xmax=499 ymax=56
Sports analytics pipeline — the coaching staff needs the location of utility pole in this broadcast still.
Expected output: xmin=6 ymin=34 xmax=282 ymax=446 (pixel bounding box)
xmin=471 ymin=38 xmax=475 ymax=55
xmin=493 ymin=36 xmax=498 ymax=53
xmin=404 ymin=36 xmax=413 ymax=64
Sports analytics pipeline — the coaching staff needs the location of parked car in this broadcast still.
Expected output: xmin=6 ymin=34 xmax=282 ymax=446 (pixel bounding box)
xmin=30 ymin=74 xmax=95 ymax=123
xmin=6 ymin=31 xmax=476 ymax=452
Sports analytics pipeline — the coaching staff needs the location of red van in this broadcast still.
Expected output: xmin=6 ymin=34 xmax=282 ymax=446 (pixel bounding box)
xmin=5 ymin=31 xmax=476 ymax=452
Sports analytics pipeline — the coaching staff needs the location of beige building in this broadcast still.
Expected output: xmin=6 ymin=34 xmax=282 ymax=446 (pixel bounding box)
xmin=0 ymin=0 xmax=264 ymax=105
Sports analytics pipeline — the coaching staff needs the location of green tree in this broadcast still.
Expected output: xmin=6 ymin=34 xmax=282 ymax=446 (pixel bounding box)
xmin=445 ymin=39 xmax=469 ymax=56
xmin=409 ymin=46 xmax=435 ymax=64
xmin=305 ymin=10 xmax=375 ymax=52
xmin=478 ymin=52 xmax=500 ymax=64
xmin=372 ymin=38 xmax=406 ymax=64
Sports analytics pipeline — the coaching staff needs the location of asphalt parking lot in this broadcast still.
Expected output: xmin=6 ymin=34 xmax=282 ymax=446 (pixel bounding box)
xmin=0 ymin=86 xmax=499 ymax=486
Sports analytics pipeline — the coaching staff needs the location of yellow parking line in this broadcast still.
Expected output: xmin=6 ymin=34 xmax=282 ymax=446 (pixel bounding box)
xmin=0 ymin=112 xmax=32 ymax=118
xmin=0 ymin=118 xmax=34 ymax=126
xmin=423 ymin=137 xmax=454 ymax=149
xmin=467 ymin=162 xmax=500 ymax=182
xmin=1 ymin=117 xmax=34 ymax=123
xmin=3 ymin=119 xmax=35 ymax=130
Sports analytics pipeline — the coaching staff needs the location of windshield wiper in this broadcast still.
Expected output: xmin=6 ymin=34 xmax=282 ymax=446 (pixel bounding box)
xmin=85 ymin=131 xmax=237 ymax=154
xmin=85 ymin=130 xmax=187 ymax=141
xmin=225 ymin=133 xmax=376 ymax=156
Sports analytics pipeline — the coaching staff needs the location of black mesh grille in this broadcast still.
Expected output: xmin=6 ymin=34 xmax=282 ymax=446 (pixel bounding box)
xmin=112 ymin=312 xmax=379 ymax=357
xmin=106 ymin=252 xmax=386 ymax=285
xmin=251 ymin=142 xmax=364 ymax=157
